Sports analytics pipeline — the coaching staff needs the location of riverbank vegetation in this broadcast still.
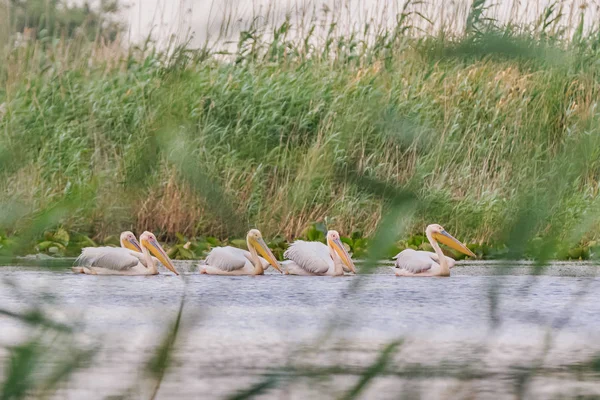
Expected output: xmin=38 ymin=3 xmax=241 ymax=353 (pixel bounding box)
xmin=1 ymin=0 xmax=600 ymax=260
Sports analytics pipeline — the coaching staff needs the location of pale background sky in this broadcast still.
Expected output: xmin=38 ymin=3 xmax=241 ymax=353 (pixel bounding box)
xmin=117 ymin=0 xmax=598 ymax=47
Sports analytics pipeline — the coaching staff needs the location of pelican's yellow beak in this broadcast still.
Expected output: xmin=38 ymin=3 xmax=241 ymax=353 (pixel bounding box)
xmin=433 ymin=230 xmax=476 ymax=258
xmin=142 ymin=237 xmax=179 ymax=275
xmin=329 ymin=237 xmax=356 ymax=273
xmin=123 ymin=237 xmax=143 ymax=253
xmin=251 ymin=237 xmax=282 ymax=273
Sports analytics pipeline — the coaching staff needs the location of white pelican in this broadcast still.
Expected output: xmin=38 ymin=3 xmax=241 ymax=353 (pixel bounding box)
xmin=120 ymin=231 xmax=143 ymax=252
xmin=394 ymin=224 xmax=475 ymax=277
xmin=72 ymin=231 xmax=179 ymax=275
xmin=200 ymin=229 xmax=282 ymax=275
xmin=119 ymin=231 xmax=160 ymax=266
xmin=282 ymin=230 xmax=356 ymax=276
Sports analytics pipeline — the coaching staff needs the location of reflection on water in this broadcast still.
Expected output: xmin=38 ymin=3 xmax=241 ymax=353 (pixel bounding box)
xmin=1 ymin=262 xmax=600 ymax=398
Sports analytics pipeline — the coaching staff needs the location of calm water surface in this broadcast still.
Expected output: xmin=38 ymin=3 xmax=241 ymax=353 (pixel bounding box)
xmin=1 ymin=261 xmax=600 ymax=398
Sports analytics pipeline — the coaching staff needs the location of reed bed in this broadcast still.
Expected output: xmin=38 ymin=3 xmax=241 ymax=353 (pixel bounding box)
xmin=0 ymin=0 xmax=600 ymax=256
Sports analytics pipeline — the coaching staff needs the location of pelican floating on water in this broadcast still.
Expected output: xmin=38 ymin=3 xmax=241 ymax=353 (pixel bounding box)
xmin=200 ymin=229 xmax=281 ymax=275
xmin=73 ymin=231 xmax=179 ymax=275
xmin=119 ymin=231 xmax=160 ymax=266
xmin=394 ymin=224 xmax=475 ymax=277
xmin=120 ymin=231 xmax=143 ymax=252
xmin=283 ymin=230 xmax=356 ymax=276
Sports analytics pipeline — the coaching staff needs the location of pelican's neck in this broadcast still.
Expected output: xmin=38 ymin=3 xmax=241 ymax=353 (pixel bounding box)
xmin=247 ymin=238 xmax=264 ymax=275
xmin=426 ymin=230 xmax=449 ymax=276
xmin=328 ymin=240 xmax=344 ymax=276
xmin=141 ymin=244 xmax=158 ymax=274
xmin=120 ymin=238 xmax=126 ymax=249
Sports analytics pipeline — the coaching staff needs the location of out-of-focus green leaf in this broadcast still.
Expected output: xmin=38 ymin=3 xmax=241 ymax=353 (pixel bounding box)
xmin=53 ymin=228 xmax=70 ymax=246
xmin=230 ymin=239 xmax=248 ymax=250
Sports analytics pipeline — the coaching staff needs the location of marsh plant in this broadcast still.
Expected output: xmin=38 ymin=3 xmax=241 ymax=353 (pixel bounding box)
xmin=0 ymin=0 xmax=599 ymax=250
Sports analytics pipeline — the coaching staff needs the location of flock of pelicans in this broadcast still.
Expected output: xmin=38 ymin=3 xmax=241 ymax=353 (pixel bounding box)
xmin=72 ymin=224 xmax=476 ymax=277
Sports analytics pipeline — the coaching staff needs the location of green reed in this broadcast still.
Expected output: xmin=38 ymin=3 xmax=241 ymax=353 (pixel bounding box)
xmin=0 ymin=0 xmax=599 ymax=253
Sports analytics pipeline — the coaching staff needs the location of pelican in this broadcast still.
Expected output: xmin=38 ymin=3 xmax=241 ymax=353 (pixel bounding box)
xmin=282 ymin=230 xmax=356 ymax=276
xmin=200 ymin=229 xmax=282 ymax=275
xmin=72 ymin=231 xmax=179 ymax=275
xmin=120 ymin=231 xmax=143 ymax=252
xmin=119 ymin=231 xmax=160 ymax=266
xmin=394 ymin=224 xmax=475 ymax=277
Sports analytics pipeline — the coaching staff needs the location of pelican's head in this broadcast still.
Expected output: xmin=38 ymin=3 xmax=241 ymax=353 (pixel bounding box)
xmin=120 ymin=231 xmax=142 ymax=252
xmin=426 ymin=224 xmax=476 ymax=258
xmin=327 ymin=230 xmax=356 ymax=273
xmin=246 ymin=229 xmax=282 ymax=273
xmin=139 ymin=231 xmax=179 ymax=275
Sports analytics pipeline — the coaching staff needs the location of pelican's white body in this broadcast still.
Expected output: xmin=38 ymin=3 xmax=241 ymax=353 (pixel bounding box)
xmin=283 ymin=240 xmax=346 ymax=276
xmin=200 ymin=246 xmax=270 ymax=275
xmin=72 ymin=247 xmax=158 ymax=275
xmin=394 ymin=249 xmax=456 ymax=276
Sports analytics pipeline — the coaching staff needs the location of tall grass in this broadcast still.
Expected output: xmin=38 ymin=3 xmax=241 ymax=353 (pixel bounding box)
xmin=1 ymin=0 xmax=600 ymax=253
